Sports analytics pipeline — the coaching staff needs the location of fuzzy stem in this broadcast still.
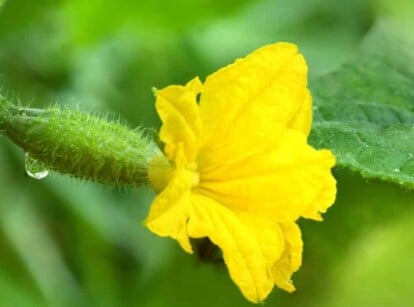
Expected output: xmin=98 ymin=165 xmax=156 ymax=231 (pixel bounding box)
xmin=0 ymin=97 xmax=162 ymax=187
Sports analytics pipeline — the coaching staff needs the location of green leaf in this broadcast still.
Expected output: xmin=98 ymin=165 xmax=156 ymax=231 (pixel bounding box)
xmin=310 ymin=20 xmax=414 ymax=188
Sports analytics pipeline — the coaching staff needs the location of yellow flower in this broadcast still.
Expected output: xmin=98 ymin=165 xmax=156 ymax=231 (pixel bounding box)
xmin=145 ymin=43 xmax=336 ymax=303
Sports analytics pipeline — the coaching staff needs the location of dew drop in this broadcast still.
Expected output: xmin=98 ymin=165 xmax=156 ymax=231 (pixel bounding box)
xmin=408 ymin=153 xmax=413 ymax=159
xmin=393 ymin=168 xmax=401 ymax=173
xmin=24 ymin=153 xmax=49 ymax=180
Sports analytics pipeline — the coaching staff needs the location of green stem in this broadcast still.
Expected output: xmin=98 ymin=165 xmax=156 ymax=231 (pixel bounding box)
xmin=0 ymin=97 xmax=161 ymax=187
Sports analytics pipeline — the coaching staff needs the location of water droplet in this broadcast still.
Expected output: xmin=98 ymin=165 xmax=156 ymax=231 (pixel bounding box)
xmin=408 ymin=153 xmax=413 ymax=159
xmin=393 ymin=168 xmax=400 ymax=173
xmin=24 ymin=153 xmax=49 ymax=180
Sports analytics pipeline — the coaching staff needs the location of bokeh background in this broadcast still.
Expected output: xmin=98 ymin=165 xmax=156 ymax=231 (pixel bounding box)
xmin=1 ymin=1 xmax=414 ymax=306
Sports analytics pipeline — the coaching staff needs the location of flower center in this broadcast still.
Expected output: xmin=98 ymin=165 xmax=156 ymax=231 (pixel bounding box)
xmin=148 ymin=154 xmax=200 ymax=192
xmin=185 ymin=162 xmax=200 ymax=188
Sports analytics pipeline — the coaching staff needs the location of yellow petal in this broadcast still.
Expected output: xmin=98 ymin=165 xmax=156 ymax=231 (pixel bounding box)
xmin=155 ymin=77 xmax=202 ymax=163
xmin=145 ymin=166 xmax=194 ymax=253
xmin=199 ymin=42 xmax=311 ymax=152
xmin=188 ymin=193 xmax=284 ymax=303
xmin=197 ymin=128 xmax=336 ymax=222
xmin=287 ymin=89 xmax=312 ymax=136
xmin=272 ymin=223 xmax=303 ymax=292
xmin=301 ymin=156 xmax=337 ymax=221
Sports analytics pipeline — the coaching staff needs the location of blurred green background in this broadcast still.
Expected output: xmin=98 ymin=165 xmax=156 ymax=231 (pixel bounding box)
xmin=1 ymin=0 xmax=414 ymax=306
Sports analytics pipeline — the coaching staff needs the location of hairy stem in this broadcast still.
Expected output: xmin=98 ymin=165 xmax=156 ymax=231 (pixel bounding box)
xmin=0 ymin=98 xmax=162 ymax=187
